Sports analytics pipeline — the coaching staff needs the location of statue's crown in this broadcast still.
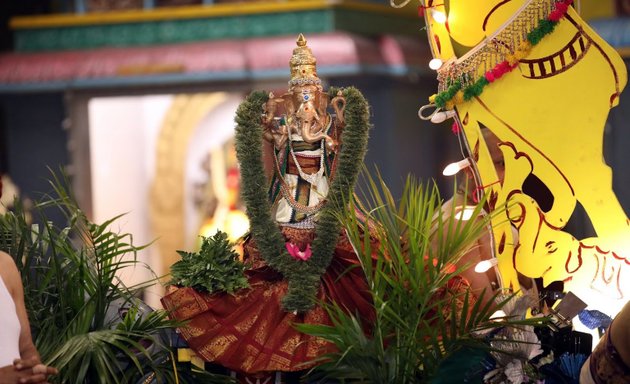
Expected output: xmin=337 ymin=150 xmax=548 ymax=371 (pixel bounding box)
xmin=289 ymin=34 xmax=322 ymax=88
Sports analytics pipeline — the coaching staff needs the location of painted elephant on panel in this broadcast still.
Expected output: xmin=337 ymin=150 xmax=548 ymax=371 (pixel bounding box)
xmin=422 ymin=0 xmax=629 ymax=312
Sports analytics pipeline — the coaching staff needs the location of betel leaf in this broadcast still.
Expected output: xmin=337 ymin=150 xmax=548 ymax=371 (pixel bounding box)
xmin=170 ymin=231 xmax=249 ymax=295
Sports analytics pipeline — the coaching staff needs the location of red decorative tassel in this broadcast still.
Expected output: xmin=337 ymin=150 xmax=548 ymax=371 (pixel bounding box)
xmin=555 ymin=2 xmax=568 ymax=13
xmin=548 ymin=10 xmax=563 ymax=21
xmin=451 ymin=121 xmax=461 ymax=134
xmin=485 ymin=71 xmax=496 ymax=83
xmin=492 ymin=61 xmax=509 ymax=78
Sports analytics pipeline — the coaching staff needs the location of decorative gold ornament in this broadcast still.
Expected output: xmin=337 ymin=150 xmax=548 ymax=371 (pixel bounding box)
xmin=437 ymin=0 xmax=558 ymax=93
xmin=263 ymin=34 xmax=342 ymax=153
xmin=289 ymin=34 xmax=322 ymax=88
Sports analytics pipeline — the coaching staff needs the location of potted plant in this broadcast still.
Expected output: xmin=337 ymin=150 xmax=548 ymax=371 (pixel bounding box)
xmin=0 ymin=171 xmax=232 ymax=383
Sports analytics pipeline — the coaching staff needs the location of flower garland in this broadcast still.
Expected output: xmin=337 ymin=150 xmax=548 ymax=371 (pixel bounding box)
xmin=430 ymin=0 xmax=574 ymax=110
xmin=234 ymin=87 xmax=370 ymax=313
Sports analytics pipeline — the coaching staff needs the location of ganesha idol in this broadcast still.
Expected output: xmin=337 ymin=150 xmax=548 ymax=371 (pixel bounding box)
xmin=418 ymin=0 xmax=630 ymax=316
xmin=161 ymin=35 xmax=373 ymax=381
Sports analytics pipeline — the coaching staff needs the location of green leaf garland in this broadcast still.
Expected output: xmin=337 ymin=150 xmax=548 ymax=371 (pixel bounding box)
xmin=234 ymin=87 xmax=371 ymax=313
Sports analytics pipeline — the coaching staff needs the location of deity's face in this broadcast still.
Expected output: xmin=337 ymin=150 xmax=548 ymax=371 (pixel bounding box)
xmin=290 ymin=84 xmax=321 ymax=107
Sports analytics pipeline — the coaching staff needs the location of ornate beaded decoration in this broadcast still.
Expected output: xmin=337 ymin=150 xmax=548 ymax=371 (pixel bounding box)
xmin=288 ymin=34 xmax=323 ymax=88
xmin=432 ymin=0 xmax=574 ymax=110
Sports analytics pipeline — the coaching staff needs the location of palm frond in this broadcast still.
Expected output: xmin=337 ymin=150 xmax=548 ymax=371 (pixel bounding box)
xmin=0 ymin=169 xmax=233 ymax=383
xmin=297 ymin=168 xmax=544 ymax=383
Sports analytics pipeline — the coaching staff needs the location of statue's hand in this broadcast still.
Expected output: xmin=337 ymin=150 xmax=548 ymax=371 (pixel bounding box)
xmin=331 ymin=90 xmax=346 ymax=126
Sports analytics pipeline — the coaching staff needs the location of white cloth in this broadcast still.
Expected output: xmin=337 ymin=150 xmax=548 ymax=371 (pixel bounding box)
xmin=275 ymin=133 xmax=329 ymax=224
xmin=275 ymin=173 xmax=329 ymax=223
xmin=579 ymin=356 xmax=595 ymax=384
xmin=0 ymin=274 xmax=21 ymax=366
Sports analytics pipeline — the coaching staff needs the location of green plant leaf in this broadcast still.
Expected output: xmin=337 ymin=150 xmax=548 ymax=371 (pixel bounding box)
xmin=296 ymin=168 xmax=539 ymax=383
xmin=0 ymin=169 xmax=236 ymax=383
xmin=170 ymin=231 xmax=249 ymax=295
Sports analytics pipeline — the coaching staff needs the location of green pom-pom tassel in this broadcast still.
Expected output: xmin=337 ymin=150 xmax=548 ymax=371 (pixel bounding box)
xmin=435 ymin=93 xmax=448 ymax=109
xmin=463 ymin=81 xmax=485 ymax=101
xmin=527 ymin=19 xmax=558 ymax=45
xmin=538 ymin=19 xmax=557 ymax=36
xmin=476 ymin=77 xmax=489 ymax=88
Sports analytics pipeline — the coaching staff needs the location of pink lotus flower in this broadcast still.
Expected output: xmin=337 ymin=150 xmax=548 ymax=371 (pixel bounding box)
xmin=286 ymin=242 xmax=312 ymax=261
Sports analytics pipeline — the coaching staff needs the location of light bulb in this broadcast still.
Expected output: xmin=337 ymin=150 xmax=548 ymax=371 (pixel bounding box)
xmin=442 ymin=158 xmax=470 ymax=176
xmin=431 ymin=9 xmax=447 ymax=23
xmin=454 ymin=205 xmax=476 ymax=221
xmin=490 ymin=310 xmax=507 ymax=320
xmin=225 ymin=210 xmax=250 ymax=242
xmin=429 ymin=58 xmax=443 ymax=70
xmin=475 ymin=258 xmax=499 ymax=273
xmin=430 ymin=109 xmax=457 ymax=124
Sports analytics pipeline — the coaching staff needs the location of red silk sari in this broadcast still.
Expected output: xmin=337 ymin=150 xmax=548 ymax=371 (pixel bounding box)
xmin=161 ymin=226 xmax=375 ymax=374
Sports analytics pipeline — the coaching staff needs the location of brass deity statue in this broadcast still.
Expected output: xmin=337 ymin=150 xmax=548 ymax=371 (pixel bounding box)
xmin=162 ymin=34 xmax=373 ymax=380
xmin=262 ymin=33 xmax=347 ymax=226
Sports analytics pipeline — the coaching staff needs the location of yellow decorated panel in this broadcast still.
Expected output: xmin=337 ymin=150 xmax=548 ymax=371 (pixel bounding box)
xmin=424 ymin=0 xmax=629 ymax=317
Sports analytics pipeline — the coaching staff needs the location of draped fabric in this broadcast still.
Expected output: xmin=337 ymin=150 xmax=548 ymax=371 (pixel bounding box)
xmin=161 ymin=226 xmax=375 ymax=374
xmin=272 ymin=137 xmax=330 ymax=224
xmin=0 ymin=274 xmax=21 ymax=367
xmin=269 ymin=119 xmax=335 ymax=225
xmin=582 ymin=321 xmax=630 ymax=384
